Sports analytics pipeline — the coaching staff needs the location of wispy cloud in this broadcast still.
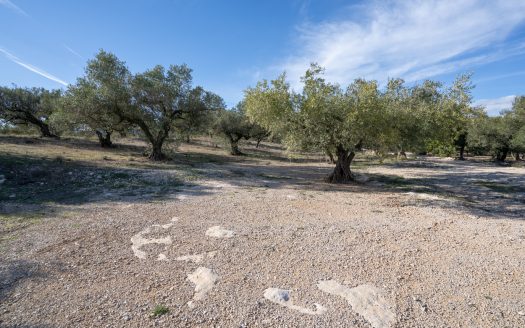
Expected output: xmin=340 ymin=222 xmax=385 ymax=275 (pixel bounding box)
xmin=0 ymin=0 xmax=28 ymax=17
xmin=63 ymin=44 xmax=84 ymax=60
xmin=474 ymin=95 xmax=516 ymax=116
xmin=0 ymin=48 xmax=68 ymax=86
xmin=281 ymin=0 xmax=525 ymax=88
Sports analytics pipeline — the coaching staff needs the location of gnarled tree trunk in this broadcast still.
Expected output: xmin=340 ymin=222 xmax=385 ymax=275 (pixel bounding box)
xmin=397 ymin=150 xmax=407 ymax=160
xmin=326 ymin=145 xmax=356 ymax=183
xmin=456 ymin=133 xmax=467 ymax=160
xmin=496 ymin=148 xmax=509 ymax=162
xmin=149 ymin=141 xmax=166 ymax=160
xmin=95 ymin=130 xmax=113 ymax=148
xmin=229 ymin=136 xmax=242 ymax=155
xmin=458 ymin=145 xmax=466 ymax=160
xmin=37 ymin=122 xmax=58 ymax=138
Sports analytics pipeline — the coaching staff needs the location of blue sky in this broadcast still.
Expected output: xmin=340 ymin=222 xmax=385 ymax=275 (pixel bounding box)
xmin=1 ymin=0 xmax=525 ymax=115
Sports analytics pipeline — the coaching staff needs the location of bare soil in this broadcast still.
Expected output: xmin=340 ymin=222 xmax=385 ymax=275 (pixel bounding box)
xmin=1 ymin=136 xmax=524 ymax=327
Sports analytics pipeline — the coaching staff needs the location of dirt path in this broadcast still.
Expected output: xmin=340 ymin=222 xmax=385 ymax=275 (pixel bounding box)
xmin=1 ymin=158 xmax=524 ymax=327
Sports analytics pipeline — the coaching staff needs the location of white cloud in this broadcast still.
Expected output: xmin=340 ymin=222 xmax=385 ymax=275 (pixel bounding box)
xmin=474 ymin=95 xmax=516 ymax=116
xmin=0 ymin=0 xmax=28 ymax=16
xmin=0 ymin=48 xmax=68 ymax=86
xmin=281 ymin=0 xmax=525 ymax=88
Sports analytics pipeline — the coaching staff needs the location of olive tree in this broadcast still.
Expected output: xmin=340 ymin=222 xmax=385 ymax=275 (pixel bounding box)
xmin=63 ymin=78 xmax=129 ymax=147
xmin=420 ymin=74 xmax=482 ymax=159
xmin=175 ymin=86 xmax=225 ymax=142
xmin=381 ymin=78 xmax=431 ymax=158
xmin=508 ymin=96 xmax=525 ymax=159
xmin=0 ymin=86 xmax=61 ymax=138
xmin=74 ymin=50 xmax=220 ymax=160
xmin=214 ymin=105 xmax=253 ymax=155
xmin=467 ymin=115 xmax=512 ymax=161
xmin=245 ymin=64 xmax=388 ymax=183
xmin=468 ymin=96 xmax=525 ymax=161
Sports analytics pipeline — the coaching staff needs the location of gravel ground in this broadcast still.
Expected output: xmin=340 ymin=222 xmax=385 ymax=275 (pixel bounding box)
xmin=1 ymin=157 xmax=524 ymax=327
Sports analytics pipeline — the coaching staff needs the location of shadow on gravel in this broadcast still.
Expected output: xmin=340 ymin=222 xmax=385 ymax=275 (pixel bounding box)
xmin=0 ymin=152 xmax=214 ymax=219
xmin=193 ymin=158 xmax=525 ymax=221
xmin=0 ymin=259 xmax=50 ymax=301
xmin=1 ymin=135 xmax=523 ymax=221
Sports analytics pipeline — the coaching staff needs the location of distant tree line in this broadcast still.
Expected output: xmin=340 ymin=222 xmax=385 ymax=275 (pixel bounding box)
xmin=0 ymin=50 xmax=267 ymax=159
xmin=1 ymin=54 xmax=524 ymax=182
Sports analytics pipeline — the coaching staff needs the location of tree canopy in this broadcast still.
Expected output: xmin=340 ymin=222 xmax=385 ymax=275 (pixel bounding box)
xmin=245 ymin=64 xmax=390 ymax=182
xmin=214 ymin=104 xmax=254 ymax=155
xmin=68 ymin=50 xmax=223 ymax=159
xmin=0 ymin=86 xmax=61 ymax=138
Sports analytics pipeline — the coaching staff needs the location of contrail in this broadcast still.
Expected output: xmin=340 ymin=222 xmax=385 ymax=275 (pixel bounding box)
xmin=0 ymin=48 xmax=68 ymax=86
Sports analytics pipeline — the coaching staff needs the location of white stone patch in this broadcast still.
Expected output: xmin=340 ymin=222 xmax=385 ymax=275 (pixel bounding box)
xmin=177 ymin=194 xmax=190 ymax=200
xmin=263 ymin=288 xmax=327 ymax=315
xmin=176 ymin=254 xmax=204 ymax=263
xmin=317 ymin=280 xmax=396 ymax=328
xmin=205 ymin=226 xmax=234 ymax=238
xmin=209 ymin=181 xmax=234 ymax=189
xmin=157 ymin=253 xmax=168 ymax=261
xmin=404 ymin=192 xmax=442 ymax=201
xmin=131 ymin=224 xmax=173 ymax=259
xmin=175 ymin=251 xmax=218 ymax=264
xmin=187 ymin=267 xmax=218 ymax=308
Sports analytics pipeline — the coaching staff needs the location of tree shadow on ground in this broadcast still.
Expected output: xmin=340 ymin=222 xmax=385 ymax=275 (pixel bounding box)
xmin=191 ymin=157 xmax=525 ymax=221
xmin=0 ymin=259 xmax=57 ymax=301
xmin=0 ymin=152 xmax=215 ymax=219
xmin=0 ymin=259 xmax=60 ymax=327
xmin=1 ymin=135 xmax=523 ymax=221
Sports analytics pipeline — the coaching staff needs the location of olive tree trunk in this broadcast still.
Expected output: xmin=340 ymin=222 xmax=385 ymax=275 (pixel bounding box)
xmin=131 ymin=119 xmax=169 ymax=161
xmin=95 ymin=130 xmax=113 ymax=148
xmin=496 ymin=149 xmax=509 ymax=162
xmin=229 ymin=137 xmax=242 ymax=155
xmin=38 ymin=123 xmax=58 ymax=138
xmin=326 ymin=146 xmax=356 ymax=183
xmin=458 ymin=144 xmax=466 ymax=160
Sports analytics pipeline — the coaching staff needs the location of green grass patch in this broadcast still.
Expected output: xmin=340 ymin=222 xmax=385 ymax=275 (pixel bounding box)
xmin=151 ymin=305 xmax=169 ymax=317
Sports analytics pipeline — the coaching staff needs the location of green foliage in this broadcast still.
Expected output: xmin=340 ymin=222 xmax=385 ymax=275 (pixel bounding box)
xmin=508 ymin=96 xmax=525 ymax=154
xmin=426 ymin=140 xmax=456 ymax=157
xmin=468 ymin=115 xmax=512 ymax=160
xmin=0 ymin=86 xmax=62 ymax=137
xmin=175 ymin=86 xmax=225 ymax=142
xmin=151 ymin=305 xmax=169 ymax=317
xmin=70 ymin=50 xmax=223 ymax=159
xmin=214 ymin=104 xmax=253 ymax=155
xmin=245 ymin=64 xmax=391 ymax=182
xmin=245 ymin=64 xmax=387 ymax=155
xmin=60 ymin=50 xmax=134 ymax=146
xmin=468 ymin=96 xmax=525 ymax=161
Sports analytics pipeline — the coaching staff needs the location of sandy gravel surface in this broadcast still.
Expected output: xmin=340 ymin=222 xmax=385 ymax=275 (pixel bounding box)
xmin=1 ymin=158 xmax=524 ymax=327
